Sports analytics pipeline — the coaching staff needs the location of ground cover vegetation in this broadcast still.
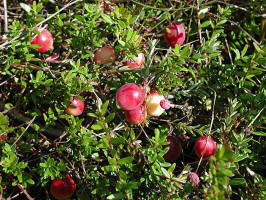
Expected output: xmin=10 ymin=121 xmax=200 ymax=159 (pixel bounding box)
xmin=0 ymin=0 xmax=265 ymax=199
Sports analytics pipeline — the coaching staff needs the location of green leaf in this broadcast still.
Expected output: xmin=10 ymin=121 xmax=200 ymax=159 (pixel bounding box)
xmin=234 ymin=154 xmax=249 ymax=162
xmin=118 ymin=40 xmax=126 ymax=46
xmin=127 ymin=181 xmax=139 ymax=189
xmin=118 ymin=156 xmax=134 ymax=165
xmin=241 ymin=44 xmax=248 ymax=57
xmin=56 ymin=17 xmax=64 ymax=27
xmin=20 ymin=3 xmax=31 ymax=13
xmin=105 ymin=113 xmax=115 ymax=123
xmin=253 ymin=42 xmax=262 ymax=52
xmin=27 ymin=179 xmax=35 ymax=185
xmin=230 ymin=178 xmax=246 ymax=185
xmin=126 ymin=29 xmax=134 ymax=41
xmin=161 ymin=167 xmax=170 ymax=178
xmin=221 ymin=169 xmax=234 ymax=177
xmin=217 ymin=19 xmax=227 ymax=26
xmin=252 ymin=131 xmax=266 ymax=136
xmin=101 ymin=13 xmax=113 ymax=24
xmin=201 ymin=20 xmax=211 ymax=28
xmin=101 ymin=101 xmax=109 ymax=116
xmin=154 ymin=128 xmax=159 ymax=143
xmin=87 ymin=113 xmax=98 ymax=118
xmin=91 ymin=124 xmax=104 ymax=130
xmin=107 ymin=193 xmax=124 ymax=200
xmin=232 ymin=48 xmax=240 ymax=60
xmin=110 ymin=137 xmax=125 ymax=145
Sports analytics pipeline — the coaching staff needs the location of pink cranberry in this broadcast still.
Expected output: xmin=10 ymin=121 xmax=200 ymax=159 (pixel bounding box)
xmin=187 ymin=172 xmax=200 ymax=187
xmin=66 ymin=97 xmax=85 ymax=116
xmin=160 ymin=99 xmax=171 ymax=110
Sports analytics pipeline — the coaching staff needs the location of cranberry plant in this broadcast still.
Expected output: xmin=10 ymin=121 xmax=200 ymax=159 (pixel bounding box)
xmin=0 ymin=0 xmax=265 ymax=199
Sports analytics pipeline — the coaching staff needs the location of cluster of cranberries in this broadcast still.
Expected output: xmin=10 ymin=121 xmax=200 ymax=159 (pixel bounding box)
xmin=115 ymin=83 xmax=171 ymax=125
xmin=31 ymin=20 xmax=214 ymax=194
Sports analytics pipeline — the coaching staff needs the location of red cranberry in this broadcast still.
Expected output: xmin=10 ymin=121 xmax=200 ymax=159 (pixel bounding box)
xmin=116 ymin=83 xmax=145 ymax=111
xmin=164 ymin=23 xmax=186 ymax=46
xmin=194 ymin=136 xmax=216 ymax=158
xmin=50 ymin=175 xmax=76 ymax=200
xmin=31 ymin=29 xmax=53 ymax=53
xmin=163 ymin=136 xmax=182 ymax=162
xmin=65 ymin=97 xmax=85 ymax=116
xmin=125 ymin=105 xmax=146 ymax=124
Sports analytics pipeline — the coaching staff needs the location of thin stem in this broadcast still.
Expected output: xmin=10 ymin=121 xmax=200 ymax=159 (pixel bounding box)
xmin=11 ymin=116 xmax=36 ymax=149
xmin=3 ymin=0 xmax=8 ymax=33
xmin=196 ymin=89 xmax=216 ymax=173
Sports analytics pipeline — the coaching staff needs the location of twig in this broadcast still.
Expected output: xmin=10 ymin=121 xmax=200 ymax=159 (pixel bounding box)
xmin=78 ymin=150 xmax=87 ymax=176
xmin=196 ymin=89 xmax=216 ymax=173
xmin=130 ymin=0 xmax=218 ymax=11
xmin=17 ymin=184 xmax=34 ymax=200
xmin=196 ymin=0 xmax=202 ymax=44
xmin=35 ymin=0 xmax=81 ymax=28
xmin=225 ymin=38 xmax=233 ymax=65
xmin=217 ymin=0 xmax=247 ymax=11
xmin=11 ymin=116 xmax=36 ymax=149
xmin=247 ymin=106 xmax=265 ymax=128
xmin=210 ymin=12 xmax=262 ymax=49
xmin=139 ymin=124 xmax=152 ymax=144
xmin=3 ymin=0 xmax=8 ymax=33
xmin=11 ymin=63 xmax=62 ymax=75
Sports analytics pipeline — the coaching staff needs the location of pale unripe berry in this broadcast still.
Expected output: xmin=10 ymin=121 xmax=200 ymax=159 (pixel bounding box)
xmin=145 ymin=91 xmax=165 ymax=116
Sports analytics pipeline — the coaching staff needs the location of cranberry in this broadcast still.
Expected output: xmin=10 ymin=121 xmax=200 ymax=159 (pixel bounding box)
xmin=163 ymin=136 xmax=182 ymax=162
xmin=164 ymin=23 xmax=185 ymax=46
xmin=31 ymin=29 xmax=53 ymax=53
xmin=194 ymin=136 xmax=216 ymax=158
xmin=116 ymin=83 xmax=145 ymax=111
xmin=66 ymin=97 xmax=85 ymax=116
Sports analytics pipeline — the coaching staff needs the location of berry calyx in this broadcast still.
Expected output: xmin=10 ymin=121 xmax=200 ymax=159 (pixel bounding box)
xmin=164 ymin=23 xmax=186 ymax=46
xmin=187 ymin=172 xmax=200 ymax=187
xmin=160 ymin=99 xmax=171 ymax=110
xmin=194 ymin=136 xmax=216 ymax=158
xmin=31 ymin=29 xmax=53 ymax=53
xmin=116 ymin=83 xmax=145 ymax=111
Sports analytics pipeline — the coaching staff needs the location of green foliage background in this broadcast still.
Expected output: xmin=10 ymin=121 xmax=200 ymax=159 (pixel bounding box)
xmin=0 ymin=0 xmax=265 ymax=199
